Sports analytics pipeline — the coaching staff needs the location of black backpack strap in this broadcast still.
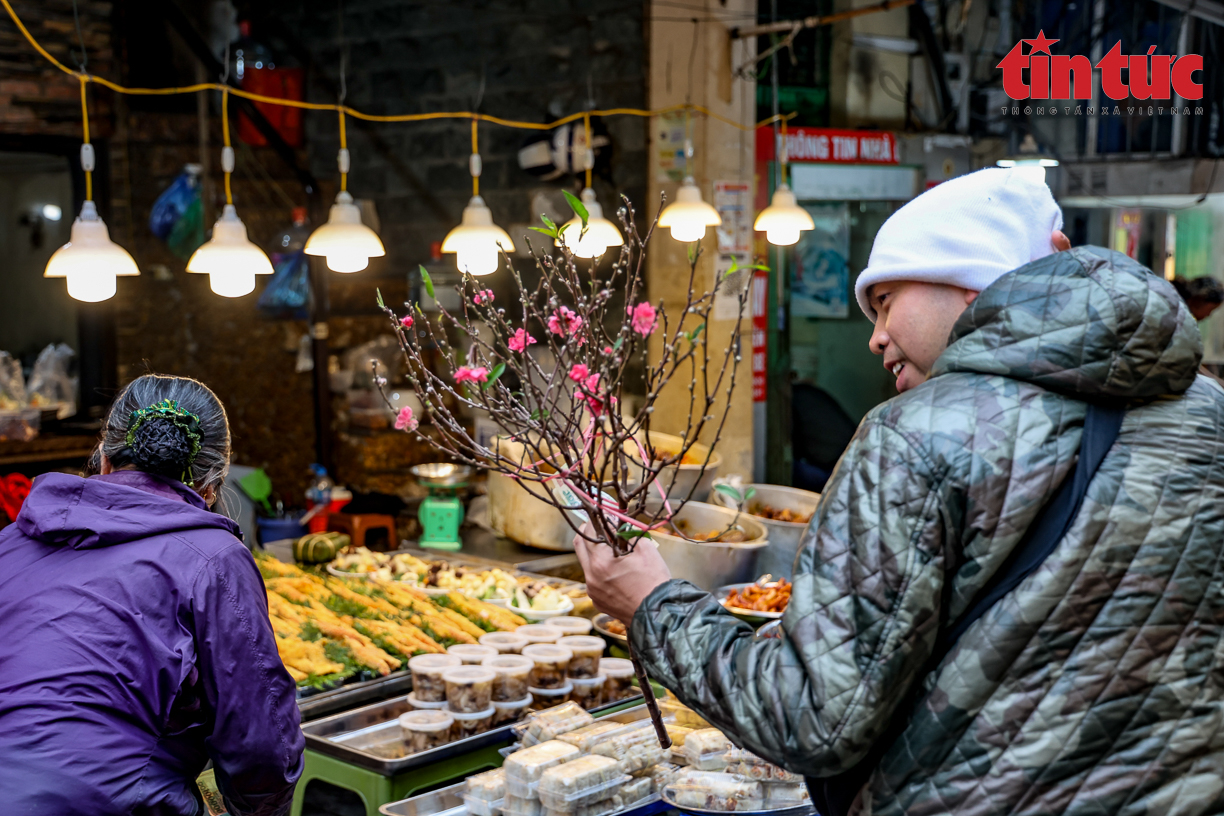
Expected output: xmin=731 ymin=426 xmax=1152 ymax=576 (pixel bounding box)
xmin=808 ymin=402 xmax=1125 ymax=816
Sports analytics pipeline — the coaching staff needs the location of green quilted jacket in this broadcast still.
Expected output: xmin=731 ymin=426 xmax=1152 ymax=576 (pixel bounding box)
xmin=631 ymin=247 xmax=1224 ymax=815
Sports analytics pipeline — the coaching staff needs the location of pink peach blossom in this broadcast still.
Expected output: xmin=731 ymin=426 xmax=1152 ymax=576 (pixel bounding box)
xmin=473 ymin=289 xmax=494 ymax=306
xmin=547 ymin=306 xmax=584 ymax=338
xmin=568 ymin=363 xmax=590 ymax=382
xmin=628 ymin=301 xmax=657 ymax=337
xmin=394 ymin=406 xmax=418 ymax=432
xmin=400 ymin=315 xmax=414 ymax=329
xmin=454 ymin=366 xmax=489 ymax=384
xmin=508 ymin=329 xmax=536 ymax=353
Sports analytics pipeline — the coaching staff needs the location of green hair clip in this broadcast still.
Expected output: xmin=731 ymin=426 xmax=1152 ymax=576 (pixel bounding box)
xmin=126 ymin=398 xmax=203 ymax=485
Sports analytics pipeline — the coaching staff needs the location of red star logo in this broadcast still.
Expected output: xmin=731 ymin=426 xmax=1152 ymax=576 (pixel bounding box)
xmin=1025 ymin=30 xmax=1059 ymax=55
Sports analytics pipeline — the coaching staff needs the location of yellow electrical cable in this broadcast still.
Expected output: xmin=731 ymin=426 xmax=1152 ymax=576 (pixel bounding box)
xmin=471 ymin=118 xmax=479 ymax=197
xmin=583 ymin=113 xmax=592 ymax=190
xmin=78 ymin=74 xmax=91 ymax=201
xmin=339 ymin=109 xmax=347 ymax=192
xmin=221 ymin=86 xmax=232 ymax=205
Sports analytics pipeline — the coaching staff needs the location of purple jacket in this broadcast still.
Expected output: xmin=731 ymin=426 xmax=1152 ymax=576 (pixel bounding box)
xmin=0 ymin=471 xmax=304 ymax=816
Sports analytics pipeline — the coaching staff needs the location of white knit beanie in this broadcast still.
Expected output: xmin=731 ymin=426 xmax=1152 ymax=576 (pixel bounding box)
xmin=855 ymin=167 xmax=1064 ymax=321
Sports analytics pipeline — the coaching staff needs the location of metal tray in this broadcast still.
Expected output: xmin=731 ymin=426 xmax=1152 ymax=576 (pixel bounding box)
xmin=379 ymin=781 xmax=468 ymax=816
xmin=660 ymin=789 xmax=814 ymax=816
xmin=302 ymin=691 xmax=646 ymax=776
xmin=713 ymin=584 xmax=785 ymax=624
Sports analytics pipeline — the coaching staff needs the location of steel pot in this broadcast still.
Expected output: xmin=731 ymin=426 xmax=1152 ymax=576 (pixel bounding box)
xmin=643 ymin=500 xmax=768 ymax=590
xmin=709 ymin=483 xmax=819 ymax=580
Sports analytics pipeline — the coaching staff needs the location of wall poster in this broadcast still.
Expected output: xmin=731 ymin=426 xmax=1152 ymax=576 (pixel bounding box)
xmin=790 ymin=202 xmax=850 ymax=319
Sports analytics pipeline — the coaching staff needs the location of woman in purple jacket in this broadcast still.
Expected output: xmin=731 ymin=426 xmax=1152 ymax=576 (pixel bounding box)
xmin=0 ymin=374 xmax=304 ymax=816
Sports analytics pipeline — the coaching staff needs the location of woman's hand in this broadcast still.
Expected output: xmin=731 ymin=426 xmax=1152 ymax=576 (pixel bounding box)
xmin=573 ymin=524 xmax=672 ymax=624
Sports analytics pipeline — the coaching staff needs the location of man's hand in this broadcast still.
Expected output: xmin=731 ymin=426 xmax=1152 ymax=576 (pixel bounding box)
xmin=573 ymin=525 xmax=672 ymax=624
xmin=1053 ymin=229 xmax=1071 ymax=252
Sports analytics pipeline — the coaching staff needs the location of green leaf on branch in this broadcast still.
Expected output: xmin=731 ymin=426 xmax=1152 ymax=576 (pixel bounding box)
xmin=617 ymin=527 xmax=653 ymax=541
xmin=723 ymin=258 xmax=771 ymax=279
xmin=744 ymin=487 xmax=757 ymax=501
xmin=530 ymin=408 xmax=551 ymax=421
xmin=375 ymin=288 xmax=386 ymax=309
xmin=686 ymin=323 xmax=706 ymax=343
xmin=419 ymin=265 xmax=435 ymax=299
xmin=482 ymin=362 xmax=506 ymax=392
xmin=563 ymin=190 xmax=589 ymax=228
xmin=714 ymin=483 xmax=746 ymax=505
xmin=687 ymin=243 xmax=699 ymax=265
xmin=612 ymin=337 xmax=624 ymax=352
xmin=529 ymin=226 xmax=556 ymax=237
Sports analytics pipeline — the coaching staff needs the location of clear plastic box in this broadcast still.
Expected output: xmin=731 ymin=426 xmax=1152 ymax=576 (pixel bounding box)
xmin=556 ymin=636 xmax=606 ymax=679
xmin=484 ymin=654 xmax=535 ymax=702
xmin=541 ymin=794 xmax=623 ymax=816
xmin=724 ymin=747 xmax=802 ymax=784
xmin=409 ymin=653 xmax=463 ymax=703
xmin=516 ymin=702 xmax=594 ymax=745
xmin=537 ymin=755 xmax=626 ymax=809
xmin=443 ymin=666 xmax=497 ymax=713
xmin=683 ymin=729 xmax=731 ymax=771
xmin=502 ymin=739 xmax=582 ymax=787
xmin=664 ymin=771 xmax=765 ymax=812
xmin=528 ymin=684 xmax=575 ymax=713
xmin=451 ymin=705 xmax=496 ymax=739
xmin=493 ymin=695 xmax=534 ymax=726
xmin=589 ymin=721 xmax=668 ymax=774
xmin=503 ymin=795 xmax=544 ymax=816
xmin=398 ymin=709 xmax=454 ymax=754
xmin=464 ymin=769 xmax=507 ymax=816
xmin=764 ymin=782 xmax=811 ymax=807
xmin=482 ymin=632 xmax=530 ymax=654
xmin=557 ymin=721 xmax=630 ymax=752
xmin=621 ymin=776 xmax=653 ymax=805
xmin=449 ymin=643 xmax=499 ymax=665
xmin=522 ymin=643 xmax=573 ymax=689
xmin=636 ymin=763 xmax=681 ymax=794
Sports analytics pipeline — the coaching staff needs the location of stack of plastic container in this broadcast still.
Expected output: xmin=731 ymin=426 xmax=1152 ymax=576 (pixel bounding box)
xmin=557 ymin=636 xmax=606 ymax=710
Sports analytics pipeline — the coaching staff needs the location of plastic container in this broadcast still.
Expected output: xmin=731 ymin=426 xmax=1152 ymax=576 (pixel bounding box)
xmin=493 ymin=695 xmax=534 ymax=726
xmin=443 ymin=666 xmax=497 ymax=713
xmin=528 ymin=683 xmax=575 ymax=712
xmin=549 ymin=616 xmax=594 ymax=636
xmin=409 ymin=653 xmax=463 ymax=703
xmin=764 ymin=782 xmax=811 ymax=807
xmin=556 ymin=636 xmax=605 ymax=679
xmin=398 ymin=709 xmax=454 ymax=754
xmin=664 ymin=771 xmax=765 ymax=812
xmin=665 ymin=725 xmax=694 ymax=748
xmin=541 ymin=795 xmax=623 ymax=816
xmin=517 ymin=624 xmax=564 ymax=644
xmin=522 ymin=644 xmax=573 ymax=689
xmin=482 ymin=631 xmax=530 ymax=654
xmin=683 ymin=730 xmax=732 ymax=771
xmin=637 ymin=763 xmax=680 ymax=794
xmin=723 ymin=748 xmax=802 ymax=783
xmin=503 ymin=740 xmax=582 ymax=790
xmin=464 ymin=769 xmax=507 ymax=816
xmin=590 ymin=721 xmax=668 ymax=774
xmin=621 ymin=776 xmax=653 ymax=805
xmin=518 ymin=701 xmax=593 ymax=745
xmin=484 ymin=654 xmax=536 ymax=702
xmin=538 ymin=755 xmax=628 ymax=811
xmin=450 ymin=644 xmax=500 ymax=665
xmin=558 ymin=721 xmax=630 ymax=752
xmin=451 ymin=705 xmax=497 ymax=739
xmin=569 ymin=675 xmax=606 ymax=710
xmin=599 ymin=659 xmax=636 ymax=702
xmin=407 ymin=692 xmax=448 ymax=711
xmin=503 ymin=795 xmax=544 ymax=816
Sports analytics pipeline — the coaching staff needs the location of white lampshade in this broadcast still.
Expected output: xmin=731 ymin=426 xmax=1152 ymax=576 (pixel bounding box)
xmin=187 ymin=205 xmax=274 ymax=298
xmin=442 ymin=195 xmax=515 ymax=276
xmin=557 ymin=187 xmax=624 ymax=259
xmin=304 ymin=191 xmax=386 ymax=273
xmin=753 ymin=185 xmax=815 ymax=247
xmin=658 ymin=177 xmax=721 ymax=242
xmin=45 ymin=200 xmax=139 ymax=303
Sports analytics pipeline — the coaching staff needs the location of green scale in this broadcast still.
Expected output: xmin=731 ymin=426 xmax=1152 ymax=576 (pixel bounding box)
xmin=410 ymin=463 xmax=471 ymax=551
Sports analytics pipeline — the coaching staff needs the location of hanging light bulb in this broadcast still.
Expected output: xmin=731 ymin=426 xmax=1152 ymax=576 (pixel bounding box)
xmin=754 ymin=184 xmax=814 ymax=247
xmin=442 ymin=124 xmax=514 ymax=275
xmin=557 ymin=187 xmax=624 ymax=258
xmin=658 ymin=177 xmax=721 ymax=243
xmin=187 ymin=204 xmax=274 ymax=298
xmin=996 ymin=133 xmax=1058 ymax=184
xmin=45 ymin=200 xmax=139 ymax=303
xmin=46 ymin=81 xmax=139 ymax=303
xmin=305 ymin=190 xmax=386 ymax=272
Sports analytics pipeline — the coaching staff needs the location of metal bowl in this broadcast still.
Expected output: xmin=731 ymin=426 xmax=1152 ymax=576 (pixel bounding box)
xmin=644 ymin=500 xmax=769 ymax=591
xmin=714 ymin=582 xmax=786 ymax=624
xmin=592 ymin=612 xmax=629 ymax=647
xmin=410 ymin=463 xmax=472 ymax=488
xmin=661 ymin=788 xmax=814 ymax=816
xmin=708 ymin=484 xmax=818 ymax=581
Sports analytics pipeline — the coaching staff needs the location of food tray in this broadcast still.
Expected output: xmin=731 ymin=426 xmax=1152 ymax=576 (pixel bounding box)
xmin=659 ymin=788 xmax=814 ymax=816
xmin=302 ymin=691 xmax=646 ymax=776
xmin=381 ymin=782 xmax=668 ymax=816
xmin=339 ymin=547 xmax=588 ymax=597
xmin=591 ymin=614 xmax=628 ymax=647
xmin=713 ymin=584 xmax=785 ymax=622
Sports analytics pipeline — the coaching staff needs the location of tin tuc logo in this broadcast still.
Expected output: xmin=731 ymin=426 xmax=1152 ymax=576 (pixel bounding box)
xmin=998 ymin=31 xmax=1203 ymax=101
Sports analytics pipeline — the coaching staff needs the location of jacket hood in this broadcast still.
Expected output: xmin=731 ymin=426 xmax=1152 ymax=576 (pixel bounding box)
xmin=15 ymin=470 xmax=240 ymax=549
xmin=931 ymin=246 xmax=1202 ymax=400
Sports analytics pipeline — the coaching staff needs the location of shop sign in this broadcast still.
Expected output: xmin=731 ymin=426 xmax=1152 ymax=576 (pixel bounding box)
xmin=751 ymin=270 xmax=769 ymax=403
xmin=756 ymin=127 xmax=898 ymax=165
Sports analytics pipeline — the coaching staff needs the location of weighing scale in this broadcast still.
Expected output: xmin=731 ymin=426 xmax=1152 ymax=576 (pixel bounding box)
xmin=410 ymin=463 xmax=471 ymax=551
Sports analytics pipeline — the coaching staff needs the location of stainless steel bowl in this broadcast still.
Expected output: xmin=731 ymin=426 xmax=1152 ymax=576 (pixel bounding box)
xmin=709 ymin=484 xmax=818 ymax=580
xmin=644 ymin=500 xmax=768 ymax=591
xmin=592 ymin=612 xmax=628 ymax=647
xmin=410 ymin=463 xmax=472 ymax=488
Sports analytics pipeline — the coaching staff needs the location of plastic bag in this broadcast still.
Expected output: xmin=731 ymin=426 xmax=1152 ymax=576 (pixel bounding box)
xmin=0 ymin=352 xmax=27 ymax=410
xmin=27 ymin=343 xmax=76 ymax=419
xmin=257 ymin=250 xmax=311 ymax=319
xmin=150 ymin=166 xmax=202 ymax=240
xmin=167 ymin=195 xmax=204 ymax=260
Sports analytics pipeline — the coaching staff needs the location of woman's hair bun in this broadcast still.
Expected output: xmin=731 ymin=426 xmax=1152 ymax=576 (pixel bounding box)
xmin=129 ymin=416 xmax=195 ymax=479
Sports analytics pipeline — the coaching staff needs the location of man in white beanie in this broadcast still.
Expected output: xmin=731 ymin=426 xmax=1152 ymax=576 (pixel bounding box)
xmin=578 ymin=168 xmax=1224 ymax=816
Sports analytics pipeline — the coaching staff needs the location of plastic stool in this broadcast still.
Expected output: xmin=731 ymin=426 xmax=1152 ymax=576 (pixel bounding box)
xmin=327 ymin=513 xmax=398 ymax=552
